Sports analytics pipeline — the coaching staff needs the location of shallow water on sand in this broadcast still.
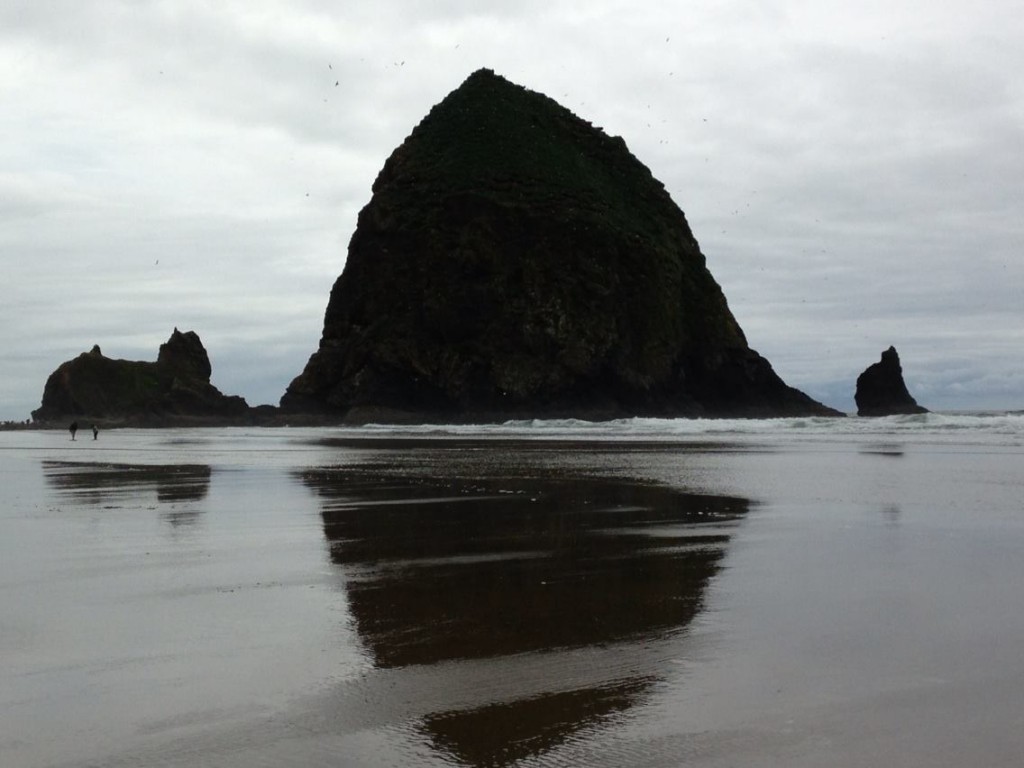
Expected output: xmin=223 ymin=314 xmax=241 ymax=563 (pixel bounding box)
xmin=2 ymin=420 xmax=1024 ymax=767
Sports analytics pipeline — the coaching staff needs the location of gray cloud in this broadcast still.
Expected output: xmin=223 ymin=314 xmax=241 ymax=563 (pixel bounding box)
xmin=3 ymin=1 xmax=1022 ymax=419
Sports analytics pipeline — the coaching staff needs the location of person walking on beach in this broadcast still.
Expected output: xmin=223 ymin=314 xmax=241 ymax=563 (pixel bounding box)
xmin=69 ymin=421 xmax=78 ymax=441
xmin=92 ymin=424 xmax=98 ymax=440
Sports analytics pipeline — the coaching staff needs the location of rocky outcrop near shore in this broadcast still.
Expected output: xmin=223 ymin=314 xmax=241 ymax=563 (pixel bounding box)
xmin=31 ymin=329 xmax=251 ymax=425
xmin=855 ymin=346 xmax=929 ymax=416
xmin=283 ymin=68 xmax=840 ymax=421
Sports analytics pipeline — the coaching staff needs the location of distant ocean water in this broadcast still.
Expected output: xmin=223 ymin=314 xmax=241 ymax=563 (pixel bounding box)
xmin=3 ymin=410 xmax=1022 ymax=445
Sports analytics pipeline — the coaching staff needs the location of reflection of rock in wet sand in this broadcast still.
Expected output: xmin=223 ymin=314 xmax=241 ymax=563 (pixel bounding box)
xmin=303 ymin=471 xmax=745 ymax=666
xmin=42 ymin=461 xmax=212 ymax=515
xmin=299 ymin=460 xmax=748 ymax=765
xmin=421 ymin=677 xmax=650 ymax=767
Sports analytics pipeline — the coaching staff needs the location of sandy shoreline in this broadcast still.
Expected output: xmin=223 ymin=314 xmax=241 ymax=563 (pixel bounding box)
xmin=3 ymin=426 xmax=1024 ymax=766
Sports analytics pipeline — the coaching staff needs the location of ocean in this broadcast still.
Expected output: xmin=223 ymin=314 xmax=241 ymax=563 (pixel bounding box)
xmin=2 ymin=414 xmax=1023 ymax=767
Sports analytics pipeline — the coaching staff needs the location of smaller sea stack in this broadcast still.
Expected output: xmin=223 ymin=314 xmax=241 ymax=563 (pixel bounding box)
xmin=855 ymin=346 xmax=928 ymax=416
xmin=31 ymin=329 xmax=250 ymax=424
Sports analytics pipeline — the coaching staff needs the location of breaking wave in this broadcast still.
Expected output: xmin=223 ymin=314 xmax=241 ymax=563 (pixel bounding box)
xmin=354 ymin=411 xmax=1024 ymax=445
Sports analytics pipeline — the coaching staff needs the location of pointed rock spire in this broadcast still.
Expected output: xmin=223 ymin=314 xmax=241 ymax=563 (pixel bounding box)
xmin=855 ymin=346 xmax=928 ymax=416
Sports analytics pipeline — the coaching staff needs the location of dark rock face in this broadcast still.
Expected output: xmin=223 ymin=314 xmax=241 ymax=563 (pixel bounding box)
xmin=32 ymin=329 xmax=250 ymax=424
xmin=855 ymin=346 xmax=928 ymax=416
xmin=283 ymin=68 xmax=840 ymax=421
xmin=157 ymin=328 xmax=213 ymax=382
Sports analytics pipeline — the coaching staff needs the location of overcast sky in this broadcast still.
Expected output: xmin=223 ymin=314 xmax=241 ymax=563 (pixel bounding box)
xmin=3 ymin=1 xmax=1022 ymax=420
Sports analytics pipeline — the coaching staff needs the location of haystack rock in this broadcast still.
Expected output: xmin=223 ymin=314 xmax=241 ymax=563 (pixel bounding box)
xmin=32 ymin=329 xmax=250 ymax=424
xmin=283 ymin=68 xmax=840 ymax=421
xmin=855 ymin=346 xmax=929 ymax=416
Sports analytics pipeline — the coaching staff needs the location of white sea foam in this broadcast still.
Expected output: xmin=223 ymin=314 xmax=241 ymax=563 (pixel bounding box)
xmin=353 ymin=411 xmax=1024 ymax=445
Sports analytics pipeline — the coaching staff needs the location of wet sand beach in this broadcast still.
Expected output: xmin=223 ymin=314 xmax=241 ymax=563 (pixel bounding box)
xmin=3 ymin=419 xmax=1024 ymax=766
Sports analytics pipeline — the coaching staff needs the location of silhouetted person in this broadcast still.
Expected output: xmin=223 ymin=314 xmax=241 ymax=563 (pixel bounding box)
xmin=69 ymin=421 xmax=78 ymax=441
xmin=92 ymin=425 xmax=98 ymax=440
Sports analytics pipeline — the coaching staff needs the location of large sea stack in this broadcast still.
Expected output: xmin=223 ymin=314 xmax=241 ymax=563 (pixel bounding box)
xmin=283 ymin=69 xmax=839 ymax=421
xmin=32 ymin=329 xmax=250 ymax=424
xmin=855 ymin=346 xmax=928 ymax=416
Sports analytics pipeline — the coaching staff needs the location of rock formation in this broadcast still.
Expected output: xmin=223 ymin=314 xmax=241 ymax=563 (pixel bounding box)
xmin=32 ymin=329 xmax=250 ymax=424
xmin=283 ymin=68 xmax=840 ymax=421
xmin=855 ymin=346 xmax=928 ymax=416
